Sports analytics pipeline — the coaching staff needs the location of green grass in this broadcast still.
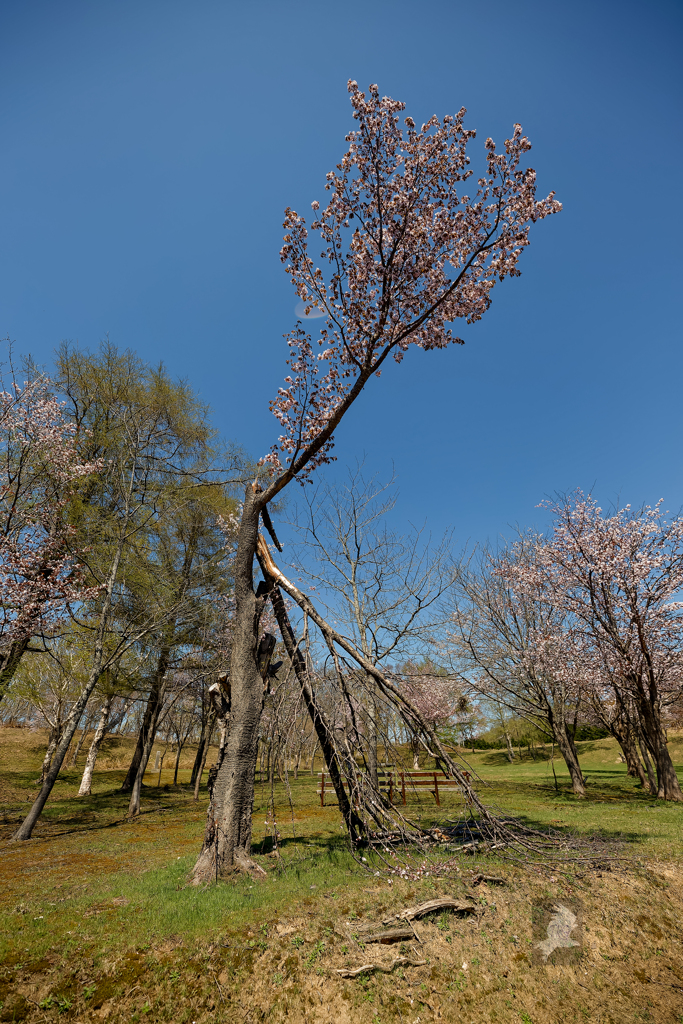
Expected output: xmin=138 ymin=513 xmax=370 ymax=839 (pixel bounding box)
xmin=1 ymin=727 xmax=683 ymax=1024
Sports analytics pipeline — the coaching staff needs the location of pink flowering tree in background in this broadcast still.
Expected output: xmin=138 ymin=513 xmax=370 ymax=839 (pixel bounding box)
xmin=513 ymin=493 xmax=683 ymax=801
xmin=0 ymin=367 xmax=101 ymax=700
xmin=448 ymin=539 xmax=589 ymax=796
xmin=401 ymin=670 xmax=466 ymax=768
xmin=191 ymin=81 xmax=560 ymax=882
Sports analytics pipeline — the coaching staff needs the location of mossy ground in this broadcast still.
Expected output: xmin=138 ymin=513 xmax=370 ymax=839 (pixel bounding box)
xmin=1 ymin=727 xmax=682 ymax=1023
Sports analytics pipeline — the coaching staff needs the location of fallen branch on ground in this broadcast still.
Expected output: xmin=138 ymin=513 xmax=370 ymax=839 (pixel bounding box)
xmin=382 ymin=897 xmax=477 ymax=925
xmin=333 ymin=956 xmax=427 ymax=979
xmin=358 ymin=927 xmax=416 ymax=944
xmin=470 ymin=873 xmax=507 ymax=886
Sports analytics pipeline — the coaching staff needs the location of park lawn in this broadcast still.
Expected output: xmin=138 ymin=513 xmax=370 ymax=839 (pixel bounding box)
xmin=0 ymin=727 xmax=682 ymax=1024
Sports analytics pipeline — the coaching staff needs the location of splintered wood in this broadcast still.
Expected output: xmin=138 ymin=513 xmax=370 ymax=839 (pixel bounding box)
xmin=382 ymin=896 xmax=477 ymax=925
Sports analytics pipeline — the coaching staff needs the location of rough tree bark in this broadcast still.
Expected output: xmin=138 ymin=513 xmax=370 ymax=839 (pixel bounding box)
xmin=189 ymin=485 xmax=271 ymax=882
xmin=551 ymin=719 xmax=586 ymax=797
xmin=633 ymin=679 xmax=682 ymax=801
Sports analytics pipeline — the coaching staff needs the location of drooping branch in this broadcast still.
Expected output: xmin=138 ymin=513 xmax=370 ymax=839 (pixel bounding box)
xmin=267 ymin=583 xmax=365 ymax=843
xmin=256 ymin=534 xmax=487 ymax=817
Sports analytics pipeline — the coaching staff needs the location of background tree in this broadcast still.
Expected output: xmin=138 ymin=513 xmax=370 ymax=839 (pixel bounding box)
xmin=397 ymin=662 xmax=467 ymax=768
xmin=11 ymin=341 xmax=240 ymax=840
xmin=511 ymin=493 xmax=683 ymax=801
xmin=288 ymin=463 xmax=453 ymax=787
xmin=447 ymin=540 xmax=588 ymax=796
xmin=191 ymin=80 xmax=560 ymax=882
xmin=0 ymin=360 xmax=101 ymax=700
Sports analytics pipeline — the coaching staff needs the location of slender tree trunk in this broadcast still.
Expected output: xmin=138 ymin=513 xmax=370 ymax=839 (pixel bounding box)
xmin=40 ymin=726 xmax=60 ymax=785
xmin=309 ymin=738 xmax=319 ymax=775
xmin=127 ymin=663 xmax=169 ymax=816
xmin=68 ymin=713 xmax=94 ymax=767
xmin=173 ymin=741 xmax=184 ymax=785
xmin=504 ymin=731 xmax=515 ymax=763
xmin=191 ymin=709 xmax=216 ymax=788
xmin=194 ymin=719 xmax=215 ymax=801
xmin=12 ymin=536 xmax=125 ymax=841
xmin=600 ymin=701 xmax=651 ymax=791
xmin=366 ymin=676 xmax=379 ymax=790
xmin=78 ymin=695 xmax=113 ymax=797
xmin=120 ymin=673 xmax=166 ymax=792
xmin=618 ymin=724 xmax=650 ymax=790
xmin=637 ymin=731 xmax=657 ymax=794
xmin=633 ymin=713 xmax=658 ymax=793
xmin=552 ymin=721 xmax=586 ymax=797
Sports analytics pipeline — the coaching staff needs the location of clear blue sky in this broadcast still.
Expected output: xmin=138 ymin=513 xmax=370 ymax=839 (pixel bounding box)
xmin=1 ymin=0 xmax=681 ymax=551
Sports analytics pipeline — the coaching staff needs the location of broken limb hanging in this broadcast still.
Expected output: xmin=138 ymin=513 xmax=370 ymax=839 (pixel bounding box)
xmin=256 ymin=532 xmax=628 ymax=870
xmin=257 ymin=534 xmax=486 ymax=825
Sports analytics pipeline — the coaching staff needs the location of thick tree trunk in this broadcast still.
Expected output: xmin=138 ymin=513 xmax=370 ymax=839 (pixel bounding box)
xmin=634 ymin=684 xmax=683 ymax=801
xmin=190 ymin=487 xmax=269 ymax=884
xmin=552 ymin=720 xmax=586 ymax=797
xmin=78 ymin=695 xmax=113 ymax=797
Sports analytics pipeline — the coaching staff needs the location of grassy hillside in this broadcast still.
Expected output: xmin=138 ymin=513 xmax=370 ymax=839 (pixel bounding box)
xmin=1 ymin=727 xmax=682 ymax=1023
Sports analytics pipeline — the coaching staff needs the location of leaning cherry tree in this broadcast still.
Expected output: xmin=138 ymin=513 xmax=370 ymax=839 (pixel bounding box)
xmin=190 ymin=81 xmax=561 ymax=882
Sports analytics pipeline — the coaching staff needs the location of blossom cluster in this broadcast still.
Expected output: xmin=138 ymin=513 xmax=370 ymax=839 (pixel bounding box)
xmin=0 ymin=374 xmax=102 ymax=647
xmin=264 ymin=81 xmax=560 ymax=479
xmin=500 ymin=492 xmax=683 ymax=705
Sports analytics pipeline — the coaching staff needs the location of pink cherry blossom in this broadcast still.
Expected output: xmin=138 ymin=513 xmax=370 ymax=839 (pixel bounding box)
xmin=261 ymin=81 xmax=560 ymax=485
xmin=0 ymin=371 xmax=102 ymax=661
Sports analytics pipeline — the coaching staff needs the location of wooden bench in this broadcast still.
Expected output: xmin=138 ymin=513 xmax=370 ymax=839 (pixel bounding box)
xmin=317 ymin=767 xmax=396 ymax=806
xmin=395 ymin=769 xmax=472 ymax=807
xmin=317 ymin=769 xmax=472 ymax=807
